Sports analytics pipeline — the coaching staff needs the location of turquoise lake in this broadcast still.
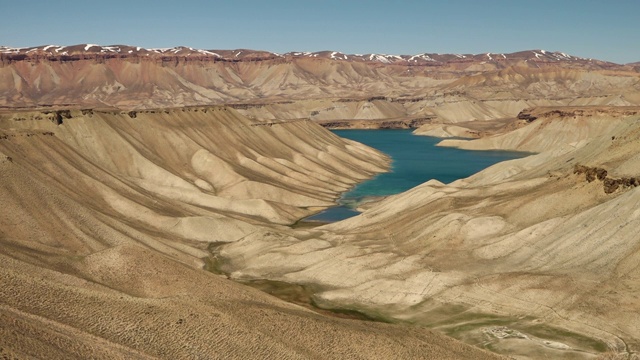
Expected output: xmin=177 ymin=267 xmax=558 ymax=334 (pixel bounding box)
xmin=305 ymin=129 xmax=527 ymax=222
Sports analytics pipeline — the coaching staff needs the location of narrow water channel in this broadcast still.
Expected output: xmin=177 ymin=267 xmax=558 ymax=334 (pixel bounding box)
xmin=305 ymin=129 xmax=527 ymax=222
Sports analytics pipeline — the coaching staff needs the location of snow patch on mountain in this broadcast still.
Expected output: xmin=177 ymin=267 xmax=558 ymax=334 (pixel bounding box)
xmin=409 ymin=54 xmax=436 ymax=62
xmin=0 ymin=43 xmax=607 ymax=65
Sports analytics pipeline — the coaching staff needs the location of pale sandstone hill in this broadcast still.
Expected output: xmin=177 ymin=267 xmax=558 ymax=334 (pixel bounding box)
xmin=0 ymin=107 xmax=388 ymax=267
xmin=214 ymin=108 xmax=640 ymax=359
xmin=0 ymin=107 xmax=506 ymax=359
xmin=437 ymin=106 xmax=640 ymax=152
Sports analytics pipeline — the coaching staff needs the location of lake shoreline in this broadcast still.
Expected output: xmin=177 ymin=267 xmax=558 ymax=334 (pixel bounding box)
xmin=304 ymin=129 xmax=528 ymax=222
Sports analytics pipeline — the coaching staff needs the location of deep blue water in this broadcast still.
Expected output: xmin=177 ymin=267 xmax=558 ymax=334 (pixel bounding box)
xmin=305 ymin=129 xmax=527 ymax=222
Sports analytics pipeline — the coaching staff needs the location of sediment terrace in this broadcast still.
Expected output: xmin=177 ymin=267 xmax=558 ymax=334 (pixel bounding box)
xmin=2 ymin=104 xmax=640 ymax=359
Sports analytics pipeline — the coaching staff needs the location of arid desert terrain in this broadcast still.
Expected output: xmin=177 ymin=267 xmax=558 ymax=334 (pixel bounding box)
xmin=2 ymin=45 xmax=640 ymax=359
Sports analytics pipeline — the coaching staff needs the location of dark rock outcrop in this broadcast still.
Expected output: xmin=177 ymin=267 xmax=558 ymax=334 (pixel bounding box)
xmin=516 ymin=110 xmax=537 ymax=123
xmin=574 ymin=165 xmax=640 ymax=194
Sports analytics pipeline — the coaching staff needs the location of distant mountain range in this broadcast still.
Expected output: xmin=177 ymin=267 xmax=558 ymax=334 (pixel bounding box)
xmin=0 ymin=43 xmax=632 ymax=65
xmin=1 ymin=44 xmax=639 ymax=120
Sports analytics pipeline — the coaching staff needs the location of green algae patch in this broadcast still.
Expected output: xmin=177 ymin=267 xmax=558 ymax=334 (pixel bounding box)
xmin=239 ymin=279 xmax=382 ymax=322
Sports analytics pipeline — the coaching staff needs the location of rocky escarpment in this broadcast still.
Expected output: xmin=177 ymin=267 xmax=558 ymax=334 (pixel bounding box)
xmin=316 ymin=117 xmax=434 ymax=129
xmin=574 ymin=165 xmax=640 ymax=193
xmin=516 ymin=109 xmax=538 ymax=122
xmin=518 ymin=106 xmax=640 ymax=121
xmin=435 ymin=106 xmax=640 ymax=153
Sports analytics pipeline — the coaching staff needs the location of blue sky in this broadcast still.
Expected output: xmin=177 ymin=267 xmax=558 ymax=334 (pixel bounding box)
xmin=2 ymin=0 xmax=639 ymax=64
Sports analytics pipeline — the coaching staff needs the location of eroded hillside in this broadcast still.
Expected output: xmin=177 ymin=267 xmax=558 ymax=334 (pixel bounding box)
xmin=0 ymin=107 xmax=512 ymax=359
xmin=0 ymin=107 xmax=389 ymax=266
xmin=2 ymin=45 xmax=640 ymax=125
xmin=213 ymin=108 xmax=640 ymax=359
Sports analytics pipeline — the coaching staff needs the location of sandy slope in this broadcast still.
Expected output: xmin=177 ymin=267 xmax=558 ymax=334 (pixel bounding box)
xmin=0 ymin=247 xmax=501 ymax=359
xmin=0 ymin=106 xmax=392 ymax=268
xmin=0 ymin=107 xmax=505 ymax=359
xmin=215 ymin=108 xmax=640 ymax=359
xmin=3 ymin=103 xmax=640 ymax=359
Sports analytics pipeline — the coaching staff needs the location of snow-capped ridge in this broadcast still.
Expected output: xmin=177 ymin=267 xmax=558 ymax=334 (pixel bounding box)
xmin=0 ymin=43 xmax=614 ymax=65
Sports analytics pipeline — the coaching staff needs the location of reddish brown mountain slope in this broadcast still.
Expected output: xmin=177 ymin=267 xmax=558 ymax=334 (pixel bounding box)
xmin=2 ymin=45 xmax=639 ymax=123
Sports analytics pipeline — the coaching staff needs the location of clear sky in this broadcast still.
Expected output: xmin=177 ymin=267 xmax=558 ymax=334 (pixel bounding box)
xmin=1 ymin=0 xmax=639 ymax=64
